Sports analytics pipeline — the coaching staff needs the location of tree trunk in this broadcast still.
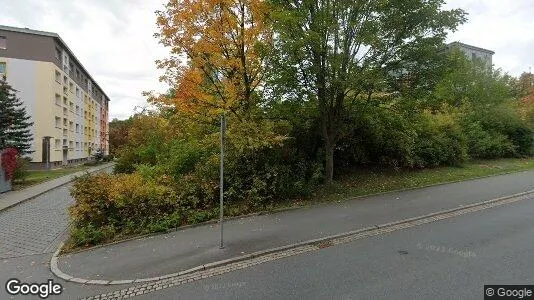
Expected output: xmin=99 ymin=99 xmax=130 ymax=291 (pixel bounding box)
xmin=324 ymin=139 xmax=334 ymax=185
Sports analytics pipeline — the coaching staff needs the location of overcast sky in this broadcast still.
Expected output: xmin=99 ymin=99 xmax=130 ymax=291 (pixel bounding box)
xmin=1 ymin=0 xmax=532 ymax=120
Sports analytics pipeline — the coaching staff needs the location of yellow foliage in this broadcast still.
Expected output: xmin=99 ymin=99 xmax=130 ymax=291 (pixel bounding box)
xmin=154 ymin=0 xmax=272 ymax=120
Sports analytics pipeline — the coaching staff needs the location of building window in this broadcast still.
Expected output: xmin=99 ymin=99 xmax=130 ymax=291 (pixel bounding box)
xmin=63 ymin=96 xmax=68 ymax=105
xmin=76 ymin=142 xmax=80 ymax=150
xmin=55 ymin=94 xmax=61 ymax=105
xmin=0 ymin=62 xmax=6 ymax=76
xmin=55 ymin=47 xmax=61 ymax=61
xmin=55 ymin=139 xmax=61 ymax=149
xmin=55 ymin=70 xmax=61 ymax=82
xmin=55 ymin=117 xmax=61 ymax=128
xmin=69 ymin=141 xmax=74 ymax=149
xmin=0 ymin=36 xmax=6 ymax=49
xmin=69 ymin=82 xmax=74 ymax=93
xmin=76 ymin=124 xmax=79 ymax=133
xmin=471 ymin=53 xmax=477 ymax=60
xmin=69 ymin=121 xmax=74 ymax=131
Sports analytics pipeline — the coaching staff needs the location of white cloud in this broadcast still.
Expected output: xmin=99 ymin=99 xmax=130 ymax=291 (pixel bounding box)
xmin=0 ymin=0 xmax=169 ymax=120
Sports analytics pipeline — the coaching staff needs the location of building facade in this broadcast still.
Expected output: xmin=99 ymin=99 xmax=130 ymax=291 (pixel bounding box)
xmin=447 ymin=41 xmax=494 ymax=67
xmin=0 ymin=25 xmax=110 ymax=168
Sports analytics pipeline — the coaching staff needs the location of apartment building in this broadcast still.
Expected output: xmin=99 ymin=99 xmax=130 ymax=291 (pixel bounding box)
xmin=0 ymin=25 xmax=109 ymax=168
xmin=447 ymin=41 xmax=494 ymax=67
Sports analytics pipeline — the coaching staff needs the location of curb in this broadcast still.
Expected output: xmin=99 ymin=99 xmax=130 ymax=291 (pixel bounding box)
xmin=0 ymin=163 xmax=114 ymax=212
xmin=50 ymin=188 xmax=534 ymax=286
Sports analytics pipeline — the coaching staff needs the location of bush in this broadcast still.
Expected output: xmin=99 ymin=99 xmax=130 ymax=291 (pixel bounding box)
xmin=463 ymin=121 xmax=516 ymax=158
xmin=93 ymin=149 xmax=104 ymax=161
xmin=413 ymin=110 xmax=467 ymax=167
xmin=337 ymin=105 xmax=469 ymax=169
xmin=337 ymin=105 xmax=417 ymax=169
xmin=70 ymin=224 xmax=116 ymax=247
xmin=69 ymin=173 xmax=183 ymax=246
xmin=463 ymin=104 xmax=534 ymax=158
xmin=13 ymin=156 xmax=30 ymax=181
xmin=224 ymin=146 xmax=322 ymax=209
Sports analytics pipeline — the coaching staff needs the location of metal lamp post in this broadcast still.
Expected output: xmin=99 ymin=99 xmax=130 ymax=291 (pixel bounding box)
xmin=219 ymin=113 xmax=226 ymax=249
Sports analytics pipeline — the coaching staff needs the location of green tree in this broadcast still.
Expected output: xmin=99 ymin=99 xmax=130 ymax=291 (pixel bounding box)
xmin=0 ymin=79 xmax=33 ymax=154
xmin=267 ymin=0 xmax=466 ymax=184
xmin=433 ymin=50 xmax=516 ymax=108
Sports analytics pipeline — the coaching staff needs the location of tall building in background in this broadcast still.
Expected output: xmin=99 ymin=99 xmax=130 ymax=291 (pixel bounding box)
xmin=447 ymin=41 xmax=494 ymax=67
xmin=0 ymin=25 xmax=109 ymax=168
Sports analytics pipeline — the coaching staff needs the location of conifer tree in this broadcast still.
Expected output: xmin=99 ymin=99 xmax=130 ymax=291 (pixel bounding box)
xmin=0 ymin=79 xmax=33 ymax=154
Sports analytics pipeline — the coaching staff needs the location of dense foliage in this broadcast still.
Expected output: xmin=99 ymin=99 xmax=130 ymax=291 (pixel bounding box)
xmin=1 ymin=148 xmax=18 ymax=180
xmin=68 ymin=0 xmax=533 ymax=247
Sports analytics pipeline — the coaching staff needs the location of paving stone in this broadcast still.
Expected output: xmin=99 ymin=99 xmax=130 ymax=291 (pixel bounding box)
xmin=0 ymin=185 xmax=73 ymax=258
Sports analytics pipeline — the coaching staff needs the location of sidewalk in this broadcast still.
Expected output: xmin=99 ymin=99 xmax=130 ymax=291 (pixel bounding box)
xmin=0 ymin=162 xmax=114 ymax=212
xmin=57 ymin=170 xmax=534 ymax=282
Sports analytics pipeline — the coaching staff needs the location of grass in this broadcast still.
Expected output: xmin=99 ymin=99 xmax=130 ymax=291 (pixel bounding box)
xmin=12 ymin=165 xmax=90 ymax=190
xmin=312 ymin=156 xmax=534 ymax=203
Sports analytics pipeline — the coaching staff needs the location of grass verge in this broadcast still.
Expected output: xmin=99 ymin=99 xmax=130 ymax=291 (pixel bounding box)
xmin=313 ymin=156 xmax=534 ymax=203
xmin=13 ymin=165 xmax=90 ymax=190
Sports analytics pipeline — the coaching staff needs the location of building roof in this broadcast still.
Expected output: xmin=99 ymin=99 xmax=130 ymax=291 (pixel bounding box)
xmin=0 ymin=24 xmax=110 ymax=102
xmin=447 ymin=41 xmax=495 ymax=55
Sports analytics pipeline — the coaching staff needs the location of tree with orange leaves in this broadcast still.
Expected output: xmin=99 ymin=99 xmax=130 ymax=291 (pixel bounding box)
xmin=154 ymin=0 xmax=272 ymax=122
xmin=518 ymin=72 xmax=534 ymax=129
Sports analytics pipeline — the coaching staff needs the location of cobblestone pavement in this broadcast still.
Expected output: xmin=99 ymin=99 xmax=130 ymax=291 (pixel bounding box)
xmin=0 ymin=184 xmax=73 ymax=259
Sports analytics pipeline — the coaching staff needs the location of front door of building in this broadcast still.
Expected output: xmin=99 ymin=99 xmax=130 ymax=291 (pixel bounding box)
xmin=62 ymin=147 xmax=68 ymax=166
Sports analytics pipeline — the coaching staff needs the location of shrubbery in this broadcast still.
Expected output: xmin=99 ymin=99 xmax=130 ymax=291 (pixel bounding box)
xmin=13 ymin=156 xmax=30 ymax=181
xmin=69 ymin=173 xmax=183 ymax=246
xmin=68 ymin=50 xmax=534 ymax=248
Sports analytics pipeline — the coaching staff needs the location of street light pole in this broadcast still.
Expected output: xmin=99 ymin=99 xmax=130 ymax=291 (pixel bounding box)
xmin=219 ymin=113 xmax=225 ymax=249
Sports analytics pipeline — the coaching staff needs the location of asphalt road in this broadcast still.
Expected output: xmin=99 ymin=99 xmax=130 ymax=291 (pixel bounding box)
xmin=1 ymin=169 xmax=533 ymax=299
xmin=134 ymin=194 xmax=534 ymax=300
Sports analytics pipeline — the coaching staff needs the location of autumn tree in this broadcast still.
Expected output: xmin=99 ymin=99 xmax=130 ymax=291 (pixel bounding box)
xmin=267 ymin=0 xmax=466 ymax=184
xmin=109 ymin=118 xmax=133 ymax=156
xmin=517 ymin=72 xmax=534 ymax=129
xmin=153 ymin=0 xmax=286 ymax=153
xmin=517 ymin=72 xmax=534 ymax=96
